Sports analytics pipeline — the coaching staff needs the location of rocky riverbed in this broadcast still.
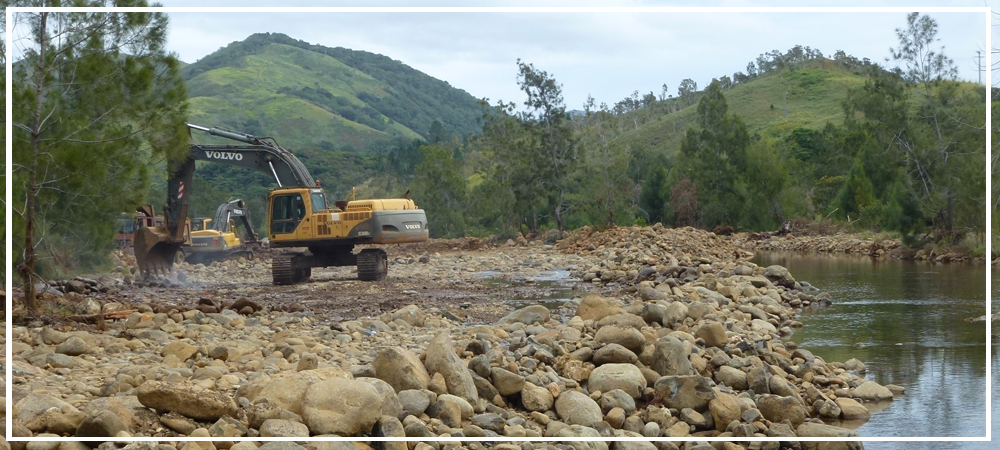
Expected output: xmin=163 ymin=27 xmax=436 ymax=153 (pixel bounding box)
xmin=733 ymin=231 xmax=986 ymax=264
xmin=2 ymin=225 xmax=899 ymax=449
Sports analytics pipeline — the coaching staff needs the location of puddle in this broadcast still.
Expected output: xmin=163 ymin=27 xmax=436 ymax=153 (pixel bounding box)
xmin=477 ymin=269 xmax=581 ymax=311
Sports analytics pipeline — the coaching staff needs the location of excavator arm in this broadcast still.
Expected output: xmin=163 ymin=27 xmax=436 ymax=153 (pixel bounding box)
xmin=135 ymin=124 xmax=316 ymax=277
xmin=212 ymin=199 xmax=260 ymax=243
xmin=133 ymin=157 xmax=195 ymax=277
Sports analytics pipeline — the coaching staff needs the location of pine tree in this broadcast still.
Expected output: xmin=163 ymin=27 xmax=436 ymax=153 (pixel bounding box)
xmin=11 ymin=2 xmax=188 ymax=314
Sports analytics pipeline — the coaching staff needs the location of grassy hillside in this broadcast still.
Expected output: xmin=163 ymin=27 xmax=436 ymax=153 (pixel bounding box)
xmin=181 ymin=33 xmax=483 ymax=153
xmin=616 ymin=59 xmax=867 ymax=156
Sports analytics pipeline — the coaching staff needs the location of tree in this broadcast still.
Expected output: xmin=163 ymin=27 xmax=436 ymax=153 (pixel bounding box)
xmin=884 ymin=12 xmax=984 ymax=237
xmin=675 ymin=80 xmax=749 ymax=228
xmin=470 ymin=100 xmax=535 ymax=236
xmin=677 ymin=78 xmax=698 ymax=105
xmin=413 ymin=145 xmax=467 ymax=238
xmin=669 ymin=176 xmax=699 ymax=227
xmin=11 ymin=3 xmax=188 ymax=315
xmin=573 ymin=110 xmax=635 ymax=229
xmin=515 ymin=59 xmax=577 ymax=237
xmin=639 ymin=164 xmax=669 ymax=224
xmin=427 ymin=120 xmax=448 ymax=145
xmin=890 ymin=13 xmax=957 ymax=85
xmin=742 ymin=138 xmax=790 ymax=228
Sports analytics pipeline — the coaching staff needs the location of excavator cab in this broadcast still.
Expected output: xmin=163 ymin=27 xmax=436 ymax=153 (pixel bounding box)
xmin=270 ymin=191 xmax=308 ymax=235
xmin=191 ymin=218 xmax=211 ymax=232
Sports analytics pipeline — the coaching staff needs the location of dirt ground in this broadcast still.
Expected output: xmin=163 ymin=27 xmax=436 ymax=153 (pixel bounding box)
xmin=12 ymin=242 xmax=615 ymax=330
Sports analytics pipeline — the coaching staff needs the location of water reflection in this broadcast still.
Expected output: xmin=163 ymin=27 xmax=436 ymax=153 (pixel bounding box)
xmin=751 ymin=252 xmax=994 ymax=447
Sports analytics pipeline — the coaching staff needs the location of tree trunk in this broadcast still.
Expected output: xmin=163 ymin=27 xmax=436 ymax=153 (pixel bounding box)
xmin=21 ymin=11 xmax=48 ymax=316
xmin=554 ymin=190 xmax=565 ymax=239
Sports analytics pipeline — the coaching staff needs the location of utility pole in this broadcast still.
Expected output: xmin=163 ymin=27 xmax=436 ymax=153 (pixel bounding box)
xmin=976 ymin=50 xmax=983 ymax=85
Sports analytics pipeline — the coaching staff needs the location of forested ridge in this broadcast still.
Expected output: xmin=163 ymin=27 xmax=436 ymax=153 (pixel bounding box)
xmin=7 ymin=9 xmax=992 ymax=289
xmin=389 ymin=14 xmax=988 ymax=258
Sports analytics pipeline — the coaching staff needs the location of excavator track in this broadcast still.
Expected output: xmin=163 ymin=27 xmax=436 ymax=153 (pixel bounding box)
xmin=357 ymin=248 xmax=388 ymax=281
xmin=272 ymin=253 xmax=297 ymax=285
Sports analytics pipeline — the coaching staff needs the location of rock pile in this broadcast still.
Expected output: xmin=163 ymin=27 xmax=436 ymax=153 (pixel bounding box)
xmin=734 ymin=232 xmax=981 ymax=264
xmin=3 ymin=226 xmax=892 ymax=449
xmin=733 ymin=233 xmax=900 ymax=259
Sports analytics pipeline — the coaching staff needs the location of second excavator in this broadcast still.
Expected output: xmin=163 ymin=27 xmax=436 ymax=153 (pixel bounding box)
xmin=184 ymin=199 xmax=260 ymax=265
xmin=134 ymin=124 xmax=429 ymax=284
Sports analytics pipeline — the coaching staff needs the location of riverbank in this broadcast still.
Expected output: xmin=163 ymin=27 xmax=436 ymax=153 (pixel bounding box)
xmin=733 ymin=231 xmax=987 ymax=264
xmin=3 ymin=226 xmax=891 ymax=448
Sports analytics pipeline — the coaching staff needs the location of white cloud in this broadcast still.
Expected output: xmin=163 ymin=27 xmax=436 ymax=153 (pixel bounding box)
xmin=135 ymin=4 xmax=997 ymax=108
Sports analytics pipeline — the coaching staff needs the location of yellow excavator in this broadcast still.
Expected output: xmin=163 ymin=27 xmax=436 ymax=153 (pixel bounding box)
xmin=134 ymin=124 xmax=429 ymax=284
xmin=183 ymin=199 xmax=260 ymax=265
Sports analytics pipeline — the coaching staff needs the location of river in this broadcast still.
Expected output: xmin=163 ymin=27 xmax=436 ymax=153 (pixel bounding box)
xmin=752 ymin=252 xmax=995 ymax=448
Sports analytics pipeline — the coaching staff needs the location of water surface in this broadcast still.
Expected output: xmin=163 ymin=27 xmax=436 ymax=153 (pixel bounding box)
xmin=752 ymin=252 xmax=994 ymax=448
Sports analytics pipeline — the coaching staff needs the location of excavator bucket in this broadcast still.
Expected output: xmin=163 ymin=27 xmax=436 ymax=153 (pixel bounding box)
xmin=133 ymin=226 xmax=182 ymax=278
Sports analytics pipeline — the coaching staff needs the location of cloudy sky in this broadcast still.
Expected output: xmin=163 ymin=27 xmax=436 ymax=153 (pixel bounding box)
xmin=13 ymin=1 xmax=997 ymax=110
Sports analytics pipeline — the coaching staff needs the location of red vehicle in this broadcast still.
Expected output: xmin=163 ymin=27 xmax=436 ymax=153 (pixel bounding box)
xmin=116 ymin=206 xmax=164 ymax=252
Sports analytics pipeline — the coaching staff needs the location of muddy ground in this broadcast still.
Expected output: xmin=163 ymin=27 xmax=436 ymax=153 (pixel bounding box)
xmin=15 ymin=240 xmax=614 ymax=333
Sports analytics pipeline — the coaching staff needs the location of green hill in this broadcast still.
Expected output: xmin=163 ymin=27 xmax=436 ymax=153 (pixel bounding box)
xmin=614 ymin=59 xmax=867 ymax=156
xmin=181 ymin=32 xmax=484 ymax=153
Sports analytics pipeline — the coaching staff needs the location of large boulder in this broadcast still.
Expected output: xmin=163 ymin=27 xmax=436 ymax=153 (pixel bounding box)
xmin=653 ymin=375 xmax=716 ymax=412
xmin=714 ymin=365 xmax=749 ymax=390
xmin=423 ymin=332 xmax=479 ymax=404
xmin=373 ymin=347 xmax=431 ymax=392
xmin=650 ymin=336 xmax=693 ymax=376
xmin=14 ymin=393 xmax=85 ymax=434
xmin=490 ymin=367 xmax=525 ymax=396
xmin=520 ymin=382 xmax=554 ymax=412
xmin=763 ymin=265 xmax=795 ymax=287
xmin=708 ymin=391 xmax=741 ymax=432
xmin=664 ymin=302 xmax=688 ymax=326
xmin=238 ymin=367 xmax=352 ymax=415
xmin=389 ymin=305 xmax=426 ymax=327
xmin=301 ymin=378 xmax=382 ymax=436
xmin=576 ymin=295 xmax=624 ymax=321
xmin=852 ymin=381 xmax=893 ymax=401
xmin=136 ymin=381 xmax=237 ymax=421
xmin=593 ymin=344 xmax=639 ymax=365
xmin=496 ymin=305 xmax=550 ymax=325
xmin=756 ymin=394 xmax=807 ymax=427
xmin=588 ymin=364 xmax=647 ymax=398
xmin=398 ymin=389 xmax=433 ymax=417
xmin=835 ymin=397 xmax=871 ymax=420
xmin=356 ymin=377 xmax=404 ymax=418
xmin=555 ymin=391 xmax=604 ymax=426
xmin=695 ymin=322 xmax=727 ymax=348
xmin=595 ymin=325 xmax=647 ymax=353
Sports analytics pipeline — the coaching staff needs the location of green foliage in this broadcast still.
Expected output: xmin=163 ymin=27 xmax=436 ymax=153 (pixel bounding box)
xmin=8 ymin=1 xmax=186 ymax=313
xmin=638 ymin=165 xmax=669 ymax=225
xmin=835 ymin=156 xmax=877 ymax=220
xmin=742 ymin=137 xmax=792 ymax=229
xmin=413 ymin=145 xmax=467 ymax=238
xmin=181 ymin=33 xmax=483 ymax=149
xmin=674 ymin=80 xmax=749 ymax=228
xmin=11 ymin=4 xmax=188 ymax=312
xmin=788 ymin=69 xmax=830 ymax=88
